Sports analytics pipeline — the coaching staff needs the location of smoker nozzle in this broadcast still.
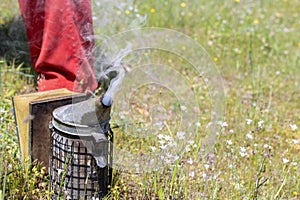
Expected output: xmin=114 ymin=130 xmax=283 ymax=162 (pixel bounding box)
xmin=101 ymin=94 xmax=113 ymax=107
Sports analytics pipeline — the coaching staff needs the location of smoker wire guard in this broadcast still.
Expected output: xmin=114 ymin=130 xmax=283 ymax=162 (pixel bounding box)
xmin=49 ymin=106 xmax=113 ymax=199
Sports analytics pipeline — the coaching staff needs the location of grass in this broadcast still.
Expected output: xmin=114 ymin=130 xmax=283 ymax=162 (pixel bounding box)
xmin=1 ymin=0 xmax=300 ymax=199
xmin=0 ymin=61 xmax=50 ymax=199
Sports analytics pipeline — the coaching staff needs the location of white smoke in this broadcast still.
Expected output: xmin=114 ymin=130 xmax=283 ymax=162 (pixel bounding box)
xmin=91 ymin=0 xmax=147 ymax=101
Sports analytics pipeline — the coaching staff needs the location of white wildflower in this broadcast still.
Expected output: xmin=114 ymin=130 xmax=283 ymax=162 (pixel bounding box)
xmin=240 ymin=146 xmax=247 ymax=152
xmin=218 ymin=121 xmax=228 ymax=127
xmin=290 ymin=124 xmax=298 ymax=131
xmin=157 ymin=134 xmax=164 ymax=139
xmin=180 ymin=105 xmax=187 ymax=111
xmin=154 ymin=122 xmax=164 ymax=130
xmin=165 ymin=159 xmax=171 ymax=164
xmin=168 ymin=141 xmax=177 ymax=147
xmin=149 ymin=159 xmax=155 ymax=166
xmin=258 ymin=120 xmax=264 ymax=127
xmin=246 ymin=119 xmax=252 ymax=125
xmin=158 ymin=140 xmax=165 ymax=145
xmin=185 ymin=146 xmax=191 ymax=152
xmin=188 ymin=140 xmax=195 ymax=145
xmin=164 ymin=135 xmax=172 ymax=141
xmin=176 ymin=131 xmax=186 ymax=139
xmin=206 ymin=121 xmax=213 ymax=128
xmin=186 ymin=158 xmax=193 ymax=165
xmin=166 ymin=152 xmax=173 ymax=158
xmin=189 ymin=171 xmax=195 ymax=178
xmin=222 ymin=121 xmax=228 ymax=127
xmin=263 ymin=144 xmax=272 ymax=149
xmin=240 ymin=152 xmax=247 ymax=157
xmin=204 ymin=164 xmax=210 ymax=170
xmin=195 ymin=122 xmax=201 ymax=127
xmin=227 ymin=140 xmax=233 ymax=145
xmin=246 ymin=133 xmax=253 ymax=140
xmin=292 ymin=139 xmax=299 ymax=144
xmin=173 ymin=155 xmax=179 ymax=161
xmin=239 ymin=146 xmax=247 ymax=157
xmin=292 ymin=162 xmax=297 ymax=166
xmin=275 ymin=71 xmax=281 ymax=75
xmin=265 ymin=109 xmax=269 ymax=113
xmin=234 ymin=182 xmax=243 ymax=190
xmin=282 ymin=158 xmax=289 ymax=164
xmin=150 ymin=146 xmax=157 ymax=151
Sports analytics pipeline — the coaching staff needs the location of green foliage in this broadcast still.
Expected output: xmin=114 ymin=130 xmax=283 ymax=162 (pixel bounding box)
xmin=0 ymin=17 xmax=31 ymax=67
xmin=107 ymin=0 xmax=300 ymax=199
xmin=0 ymin=60 xmax=49 ymax=199
xmin=0 ymin=0 xmax=31 ymax=69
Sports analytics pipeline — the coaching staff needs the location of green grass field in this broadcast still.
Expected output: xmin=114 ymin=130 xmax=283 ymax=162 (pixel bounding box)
xmin=1 ymin=0 xmax=299 ymax=199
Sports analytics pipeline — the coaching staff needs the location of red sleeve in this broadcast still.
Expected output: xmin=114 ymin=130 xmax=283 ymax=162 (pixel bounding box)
xmin=18 ymin=0 xmax=98 ymax=92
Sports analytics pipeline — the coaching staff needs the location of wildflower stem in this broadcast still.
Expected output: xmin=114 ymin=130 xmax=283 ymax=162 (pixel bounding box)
xmin=249 ymin=31 xmax=255 ymax=96
xmin=253 ymin=157 xmax=268 ymax=199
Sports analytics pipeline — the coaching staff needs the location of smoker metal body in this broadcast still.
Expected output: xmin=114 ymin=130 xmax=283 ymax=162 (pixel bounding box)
xmin=49 ymin=99 xmax=113 ymax=199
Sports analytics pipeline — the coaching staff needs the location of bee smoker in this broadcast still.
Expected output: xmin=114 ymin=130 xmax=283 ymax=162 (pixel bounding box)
xmin=49 ymin=95 xmax=113 ymax=199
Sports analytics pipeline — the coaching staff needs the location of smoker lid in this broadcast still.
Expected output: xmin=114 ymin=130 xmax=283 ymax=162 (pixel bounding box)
xmin=52 ymin=97 xmax=109 ymax=136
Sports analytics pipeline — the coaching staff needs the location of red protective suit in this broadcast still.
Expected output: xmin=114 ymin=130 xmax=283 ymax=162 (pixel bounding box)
xmin=18 ymin=0 xmax=98 ymax=92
